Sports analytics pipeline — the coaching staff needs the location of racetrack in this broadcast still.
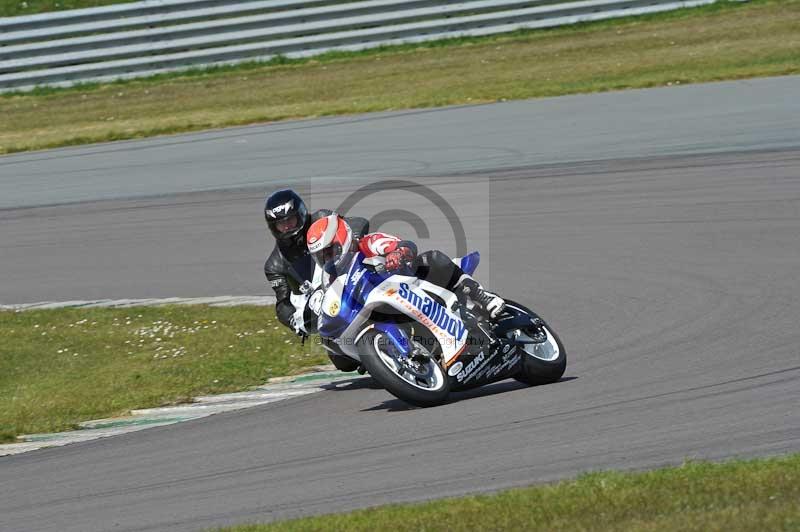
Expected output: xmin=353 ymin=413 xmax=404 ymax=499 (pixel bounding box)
xmin=1 ymin=77 xmax=799 ymax=531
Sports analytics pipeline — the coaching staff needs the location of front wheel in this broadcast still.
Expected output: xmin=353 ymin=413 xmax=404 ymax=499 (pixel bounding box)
xmin=358 ymin=330 xmax=450 ymax=407
xmin=503 ymin=300 xmax=567 ymax=386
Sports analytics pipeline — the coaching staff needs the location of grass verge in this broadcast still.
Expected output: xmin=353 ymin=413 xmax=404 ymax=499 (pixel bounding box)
xmin=0 ymin=0 xmax=132 ymax=18
xmin=219 ymin=454 xmax=800 ymax=531
xmin=2 ymin=0 xmax=799 ymax=155
xmin=0 ymin=305 xmax=325 ymax=442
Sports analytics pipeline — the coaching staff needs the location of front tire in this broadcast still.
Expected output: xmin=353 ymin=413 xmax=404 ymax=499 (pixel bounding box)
xmin=503 ymin=300 xmax=567 ymax=386
xmin=359 ymin=330 xmax=450 ymax=407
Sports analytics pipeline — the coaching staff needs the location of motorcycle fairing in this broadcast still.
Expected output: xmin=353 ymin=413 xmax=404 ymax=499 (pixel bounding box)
xmin=448 ymin=342 xmax=524 ymax=391
xmin=449 ymin=308 xmax=542 ymax=390
xmin=318 ymin=253 xmax=470 ymax=365
xmin=317 ymin=251 xmax=523 ymax=389
xmin=455 ymin=251 xmax=480 ymax=276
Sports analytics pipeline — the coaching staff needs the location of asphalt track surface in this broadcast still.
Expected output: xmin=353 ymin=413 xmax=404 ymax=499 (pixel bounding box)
xmin=2 ymin=76 xmax=799 ymax=303
xmin=1 ymin=77 xmax=800 ymax=531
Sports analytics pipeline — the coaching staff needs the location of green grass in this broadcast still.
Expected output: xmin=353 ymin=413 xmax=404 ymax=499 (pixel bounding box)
xmin=2 ymin=0 xmax=799 ymax=154
xmin=0 ymin=0 xmax=133 ymax=18
xmin=219 ymin=454 xmax=800 ymax=531
xmin=0 ymin=305 xmax=326 ymax=443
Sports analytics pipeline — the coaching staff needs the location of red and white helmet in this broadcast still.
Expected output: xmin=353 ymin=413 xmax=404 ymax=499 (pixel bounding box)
xmin=307 ymin=214 xmax=353 ymax=269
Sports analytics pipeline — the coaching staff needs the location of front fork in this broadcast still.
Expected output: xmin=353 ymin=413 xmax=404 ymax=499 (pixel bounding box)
xmin=374 ymin=322 xmax=411 ymax=358
xmin=374 ymin=322 xmax=440 ymax=372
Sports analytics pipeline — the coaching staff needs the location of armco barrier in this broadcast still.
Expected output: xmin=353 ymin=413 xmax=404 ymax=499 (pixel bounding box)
xmin=0 ymin=0 xmax=714 ymax=91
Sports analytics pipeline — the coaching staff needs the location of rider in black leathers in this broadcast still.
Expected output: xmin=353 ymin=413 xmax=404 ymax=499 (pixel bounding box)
xmin=263 ymin=189 xmax=368 ymax=334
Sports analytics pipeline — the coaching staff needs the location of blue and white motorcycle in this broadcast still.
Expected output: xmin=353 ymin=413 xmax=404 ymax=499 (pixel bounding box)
xmin=307 ymin=251 xmax=566 ymax=407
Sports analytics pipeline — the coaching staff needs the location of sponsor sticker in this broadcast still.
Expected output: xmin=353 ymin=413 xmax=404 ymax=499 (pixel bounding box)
xmin=327 ymin=300 xmax=340 ymax=316
xmin=268 ymin=200 xmax=293 ymax=218
xmin=350 ymin=268 xmax=366 ymax=285
xmin=397 ymin=283 xmax=467 ymax=341
xmin=447 ymin=361 xmax=463 ymax=377
xmin=309 ymin=290 xmax=324 ymax=315
xmin=456 ymin=351 xmax=486 ymax=382
xmin=486 ymin=353 xmax=521 ymax=379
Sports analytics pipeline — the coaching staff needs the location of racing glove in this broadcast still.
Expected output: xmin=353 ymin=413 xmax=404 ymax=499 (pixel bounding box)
xmin=289 ymin=313 xmax=306 ymax=336
xmin=289 ymin=288 xmax=324 ymax=336
xmin=385 ymin=246 xmax=415 ymax=272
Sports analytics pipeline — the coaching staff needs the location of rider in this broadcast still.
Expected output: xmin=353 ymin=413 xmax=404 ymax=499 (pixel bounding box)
xmin=306 ymin=214 xmax=505 ymax=318
xmin=263 ymin=190 xmax=369 ymax=333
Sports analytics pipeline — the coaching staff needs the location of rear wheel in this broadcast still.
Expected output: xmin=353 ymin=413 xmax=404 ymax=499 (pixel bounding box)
xmin=359 ymin=329 xmax=450 ymax=407
xmin=502 ymin=300 xmax=567 ymax=385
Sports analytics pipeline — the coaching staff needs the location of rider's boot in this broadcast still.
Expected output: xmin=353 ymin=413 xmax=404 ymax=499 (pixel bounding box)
xmin=456 ymin=276 xmax=506 ymax=319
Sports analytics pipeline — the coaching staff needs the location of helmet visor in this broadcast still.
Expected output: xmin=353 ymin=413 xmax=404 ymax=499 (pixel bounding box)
xmin=312 ymin=243 xmax=342 ymax=269
xmin=275 ymin=214 xmax=301 ymax=235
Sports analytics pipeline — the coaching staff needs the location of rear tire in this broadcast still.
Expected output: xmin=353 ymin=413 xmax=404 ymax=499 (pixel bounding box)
xmin=503 ymin=300 xmax=567 ymax=386
xmin=359 ymin=330 xmax=450 ymax=407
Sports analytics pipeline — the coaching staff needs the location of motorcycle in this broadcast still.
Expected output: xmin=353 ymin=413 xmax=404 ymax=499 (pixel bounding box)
xmin=302 ymin=250 xmax=566 ymax=407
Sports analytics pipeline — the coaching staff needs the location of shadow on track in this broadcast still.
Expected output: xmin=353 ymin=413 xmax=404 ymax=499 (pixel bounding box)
xmin=361 ymin=376 xmax=578 ymax=412
xmin=320 ymin=376 xmax=384 ymax=392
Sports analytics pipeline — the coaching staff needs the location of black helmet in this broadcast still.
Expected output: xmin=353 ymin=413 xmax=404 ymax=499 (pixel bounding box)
xmin=264 ymin=189 xmax=309 ymax=242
